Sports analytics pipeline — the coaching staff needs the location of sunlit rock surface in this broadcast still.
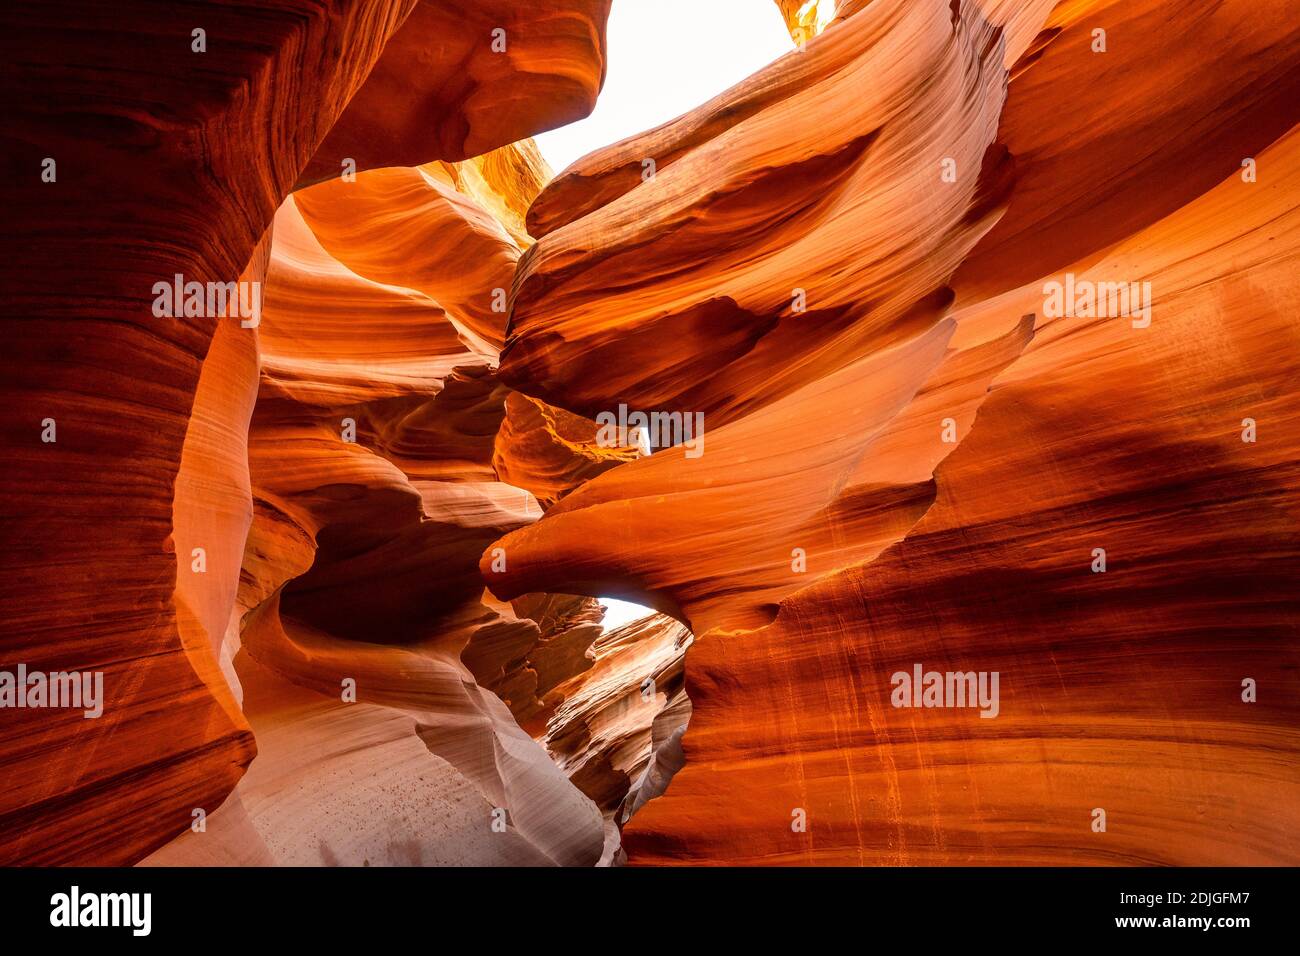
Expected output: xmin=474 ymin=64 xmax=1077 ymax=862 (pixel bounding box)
xmin=486 ymin=0 xmax=1300 ymax=865
xmin=147 ymin=159 xmax=615 ymax=866
xmin=544 ymin=613 xmax=692 ymax=816
xmin=504 ymin=0 xmax=1055 ymax=432
xmin=774 ymin=0 xmax=837 ymax=43
xmin=4 ymin=0 xmax=1298 ymax=868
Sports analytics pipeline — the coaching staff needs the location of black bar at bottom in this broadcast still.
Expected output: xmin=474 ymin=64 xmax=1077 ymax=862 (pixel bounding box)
xmin=0 ymin=866 xmax=1287 ymax=942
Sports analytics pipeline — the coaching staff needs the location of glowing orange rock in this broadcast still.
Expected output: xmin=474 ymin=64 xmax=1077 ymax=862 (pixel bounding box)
xmin=0 ymin=0 xmax=418 ymax=866
xmin=0 ymin=0 xmax=613 ymax=865
xmin=484 ymin=0 xmax=1300 ymax=866
xmin=300 ymin=0 xmax=612 ymax=184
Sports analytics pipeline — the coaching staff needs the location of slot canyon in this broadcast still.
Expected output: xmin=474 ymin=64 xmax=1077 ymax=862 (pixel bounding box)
xmin=1 ymin=0 xmax=1298 ymax=869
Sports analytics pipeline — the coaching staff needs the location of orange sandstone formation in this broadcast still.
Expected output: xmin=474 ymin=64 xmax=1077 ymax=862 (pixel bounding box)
xmin=493 ymin=392 xmax=639 ymax=508
xmin=544 ymin=613 xmax=692 ymax=816
xmin=444 ymin=140 xmax=556 ymax=247
xmin=0 ymin=0 xmax=612 ymax=866
xmin=4 ymin=0 xmax=1298 ymax=869
xmin=952 ymin=0 xmax=1300 ymax=304
xmin=504 ymin=0 xmax=1055 ymax=430
xmin=299 ymin=0 xmax=612 ymax=185
xmin=623 ymin=126 xmax=1300 ymax=863
xmin=0 ymin=0 xmax=422 ymax=867
xmin=148 ymin=161 xmax=622 ymax=864
xmin=485 ymin=0 xmax=1300 ymax=865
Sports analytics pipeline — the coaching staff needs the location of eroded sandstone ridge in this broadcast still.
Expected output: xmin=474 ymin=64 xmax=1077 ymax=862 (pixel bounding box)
xmin=2 ymin=0 xmax=1298 ymax=867
xmin=488 ymin=0 xmax=1300 ymax=864
xmin=1 ymin=0 xmax=621 ymax=866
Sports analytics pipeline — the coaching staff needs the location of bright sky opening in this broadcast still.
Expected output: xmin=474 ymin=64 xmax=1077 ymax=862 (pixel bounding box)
xmin=599 ymin=597 xmax=657 ymax=632
xmin=535 ymin=0 xmax=800 ymax=174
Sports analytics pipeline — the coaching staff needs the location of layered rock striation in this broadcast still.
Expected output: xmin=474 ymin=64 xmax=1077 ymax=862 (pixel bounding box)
xmin=486 ymin=0 xmax=1300 ymax=864
xmin=3 ymin=0 xmax=1298 ymax=868
xmin=1 ymin=0 xmax=620 ymax=866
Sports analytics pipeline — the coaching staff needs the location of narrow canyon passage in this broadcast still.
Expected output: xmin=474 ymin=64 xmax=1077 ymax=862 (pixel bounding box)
xmin=141 ymin=156 xmax=702 ymax=866
xmin=2 ymin=0 xmax=1298 ymax=870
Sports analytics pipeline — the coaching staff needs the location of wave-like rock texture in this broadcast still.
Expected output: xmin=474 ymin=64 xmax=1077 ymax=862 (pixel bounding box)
xmin=544 ymin=613 xmax=692 ymax=815
xmin=299 ymin=0 xmax=612 ymax=185
xmin=5 ymin=0 xmax=1299 ymax=868
xmin=0 ymin=0 xmax=425 ymax=867
xmin=146 ymin=161 xmax=629 ymax=865
xmin=486 ymin=0 xmax=1300 ymax=865
xmin=504 ymin=0 xmax=1052 ymax=432
xmin=0 ymin=0 xmax=614 ymax=865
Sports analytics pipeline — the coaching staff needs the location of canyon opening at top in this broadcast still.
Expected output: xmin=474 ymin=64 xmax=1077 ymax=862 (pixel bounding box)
xmin=536 ymin=0 xmax=834 ymax=174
